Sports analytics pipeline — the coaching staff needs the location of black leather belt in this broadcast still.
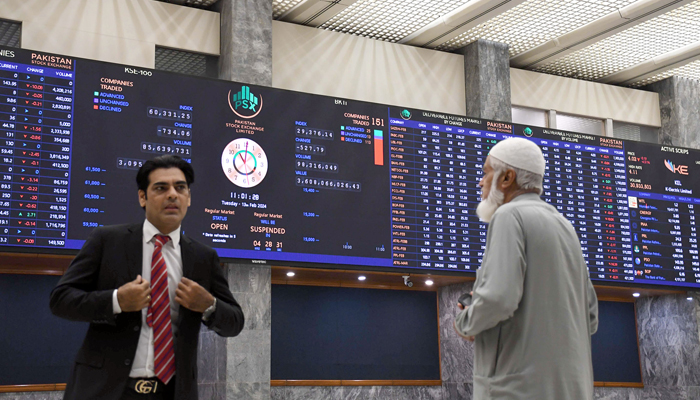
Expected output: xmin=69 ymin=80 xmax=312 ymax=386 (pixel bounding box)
xmin=127 ymin=378 xmax=165 ymax=395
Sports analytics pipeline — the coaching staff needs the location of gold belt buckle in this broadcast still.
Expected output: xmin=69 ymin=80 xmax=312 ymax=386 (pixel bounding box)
xmin=135 ymin=379 xmax=157 ymax=394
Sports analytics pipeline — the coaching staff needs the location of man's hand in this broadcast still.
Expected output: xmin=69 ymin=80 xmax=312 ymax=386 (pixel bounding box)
xmin=117 ymin=275 xmax=151 ymax=312
xmin=455 ymin=291 xmax=475 ymax=341
xmin=453 ymin=321 xmax=475 ymax=342
xmin=175 ymin=277 xmax=215 ymax=313
xmin=456 ymin=290 xmax=474 ymax=310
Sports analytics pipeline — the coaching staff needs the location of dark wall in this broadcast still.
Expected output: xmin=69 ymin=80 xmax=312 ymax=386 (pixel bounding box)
xmin=0 ymin=274 xmax=86 ymax=385
xmin=271 ymin=284 xmax=440 ymax=380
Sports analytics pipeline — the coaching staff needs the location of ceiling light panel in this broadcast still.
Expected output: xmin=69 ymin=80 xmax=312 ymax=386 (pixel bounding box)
xmin=630 ymin=59 xmax=700 ymax=87
xmin=556 ymin=113 xmax=604 ymax=136
xmin=436 ymin=0 xmax=637 ymax=53
xmin=612 ymin=123 xmax=641 ymax=141
xmin=319 ymin=0 xmax=470 ymax=42
xmin=534 ymin=1 xmax=700 ymax=81
xmin=273 ymin=0 xmax=307 ymax=18
xmin=155 ymin=47 xmax=208 ymax=77
xmin=155 ymin=0 xmax=219 ymax=7
xmin=0 ymin=20 xmax=21 ymax=48
xmin=183 ymin=0 xmax=218 ymax=6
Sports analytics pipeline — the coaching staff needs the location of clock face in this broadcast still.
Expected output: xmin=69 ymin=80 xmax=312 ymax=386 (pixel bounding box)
xmin=221 ymin=138 xmax=268 ymax=188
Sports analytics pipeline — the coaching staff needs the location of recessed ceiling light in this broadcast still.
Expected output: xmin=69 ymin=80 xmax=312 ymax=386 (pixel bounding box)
xmin=426 ymin=280 xmax=434 ymax=286
xmin=358 ymin=275 xmax=366 ymax=281
xmin=437 ymin=0 xmax=637 ymax=53
xmin=286 ymin=272 xmax=295 ymax=277
xmin=319 ymin=0 xmax=474 ymax=43
xmin=687 ymin=297 xmax=693 ymax=301
xmin=533 ymin=1 xmax=700 ymax=82
xmin=632 ymin=293 xmax=640 ymax=298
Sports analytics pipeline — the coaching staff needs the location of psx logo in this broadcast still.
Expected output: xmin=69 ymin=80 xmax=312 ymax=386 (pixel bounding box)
xmin=664 ymin=159 xmax=688 ymax=175
xmin=228 ymin=86 xmax=262 ymax=119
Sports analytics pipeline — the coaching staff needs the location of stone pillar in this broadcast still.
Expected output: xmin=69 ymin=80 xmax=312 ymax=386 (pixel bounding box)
xmin=197 ymin=314 xmax=229 ymax=399
xmin=463 ymin=40 xmax=512 ymax=122
xmin=200 ymin=2 xmax=273 ymax=399
xmin=216 ymin=0 xmax=273 ymax=86
xmin=547 ymin=110 xmax=557 ymax=129
xmin=644 ymin=76 xmax=700 ymax=148
xmin=0 ymin=391 xmax=62 ymax=400
xmin=595 ymin=294 xmax=700 ymax=399
xmin=604 ymin=118 xmax=614 ymax=137
xmin=438 ymin=281 xmax=474 ymax=400
xmin=198 ymin=263 xmax=272 ymax=400
xmin=593 ymin=75 xmax=700 ymax=399
xmin=224 ymin=263 xmax=272 ymax=400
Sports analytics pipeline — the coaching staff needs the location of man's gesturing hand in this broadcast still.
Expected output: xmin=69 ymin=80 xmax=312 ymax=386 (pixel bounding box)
xmin=117 ymin=275 xmax=151 ymax=312
xmin=175 ymin=277 xmax=215 ymax=313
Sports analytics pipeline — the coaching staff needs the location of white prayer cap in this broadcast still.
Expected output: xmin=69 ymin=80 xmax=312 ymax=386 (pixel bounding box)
xmin=488 ymin=137 xmax=545 ymax=176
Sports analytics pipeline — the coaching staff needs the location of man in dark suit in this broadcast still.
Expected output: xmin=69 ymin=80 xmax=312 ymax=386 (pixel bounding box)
xmin=50 ymin=155 xmax=244 ymax=400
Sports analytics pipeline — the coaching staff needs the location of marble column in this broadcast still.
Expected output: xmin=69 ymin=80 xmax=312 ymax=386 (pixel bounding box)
xmin=196 ymin=263 xmax=271 ymax=400
xmin=435 ymin=286 xmax=700 ymax=400
xmin=438 ymin=282 xmax=474 ymax=400
xmin=203 ymin=2 xmax=273 ymax=399
xmin=596 ymin=76 xmax=700 ymax=399
xmin=595 ymin=294 xmax=700 ymax=399
xmin=216 ymin=0 xmax=273 ymax=87
xmin=547 ymin=110 xmax=557 ymax=129
xmin=197 ymin=314 xmax=229 ymax=400
xmin=643 ymin=76 xmax=700 ymax=148
xmin=224 ymin=263 xmax=272 ymax=400
xmin=463 ymin=39 xmax=512 ymax=122
xmin=0 ymin=391 xmax=63 ymax=400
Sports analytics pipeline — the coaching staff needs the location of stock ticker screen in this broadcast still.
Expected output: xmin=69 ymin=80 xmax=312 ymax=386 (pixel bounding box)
xmin=0 ymin=46 xmax=699 ymax=288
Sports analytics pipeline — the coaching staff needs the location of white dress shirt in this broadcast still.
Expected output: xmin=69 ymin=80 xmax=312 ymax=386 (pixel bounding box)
xmin=112 ymin=219 xmax=183 ymax=378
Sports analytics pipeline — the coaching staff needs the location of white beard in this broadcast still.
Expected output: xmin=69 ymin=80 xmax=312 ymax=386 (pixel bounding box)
xmin=476 ymin=174 xmax=504 ymax=223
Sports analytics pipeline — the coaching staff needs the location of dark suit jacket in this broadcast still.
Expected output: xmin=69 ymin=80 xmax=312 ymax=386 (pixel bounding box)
xmin=49 ymin=223 xmax=245 ymax=400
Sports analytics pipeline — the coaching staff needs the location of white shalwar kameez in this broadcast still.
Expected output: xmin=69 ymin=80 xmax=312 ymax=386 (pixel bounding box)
xmin=455 ymin=193 xmax=599 ymax=400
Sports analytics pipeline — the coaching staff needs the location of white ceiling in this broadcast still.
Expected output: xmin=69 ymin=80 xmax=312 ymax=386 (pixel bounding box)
xmin=272 ymin=0 xmax=700 ymax=88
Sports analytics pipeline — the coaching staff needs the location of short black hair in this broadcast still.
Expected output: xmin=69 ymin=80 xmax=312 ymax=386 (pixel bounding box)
xmin=136 ymin=155 xmax=195 ymax=192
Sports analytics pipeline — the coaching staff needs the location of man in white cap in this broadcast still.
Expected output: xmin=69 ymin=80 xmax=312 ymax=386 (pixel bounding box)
xmin=454 ymin=137 xmax=599 ymax=400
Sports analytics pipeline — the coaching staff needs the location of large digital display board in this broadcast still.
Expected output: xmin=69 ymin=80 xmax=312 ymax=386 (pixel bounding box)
xmin=0 ymin=46 xmax=698 ymax=288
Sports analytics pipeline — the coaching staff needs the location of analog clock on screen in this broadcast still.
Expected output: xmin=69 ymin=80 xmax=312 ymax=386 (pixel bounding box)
xmin=221 ymin=138 xmax=268 ymax=188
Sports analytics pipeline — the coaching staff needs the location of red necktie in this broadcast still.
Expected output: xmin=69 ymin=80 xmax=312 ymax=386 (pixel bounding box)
xmin=146 ymin=234 xmax=175 ymax=384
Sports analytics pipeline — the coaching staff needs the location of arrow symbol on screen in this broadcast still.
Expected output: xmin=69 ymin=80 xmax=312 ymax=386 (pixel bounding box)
xmin=24 ymin=109 xmax=28 ymax=113
xmin=20 ymin=186 xmax=24 ymax=189
xmin=24 ymin=118 xmax=28 ymax=121
xmin=17 ymin=221 xmax=21 ymax=225
xmin=25 ymin=100 xmax=28 ymax=104
xmin=22 ymin=152 xmax=26 ymax=155
xmin=20 ymin=177 xmax=24 ymax=181
xmin=23 ymin=126 xmax=27 ymax=129
xmin=18 ymin=204 xmax=22 ymax=207
xmin=21 ymin=169 xmax=25 ymax=172
xmin=21 ymin=160 xmax=25 ymax=164
xmin=23 ymin=135 xmax=26 ymax=138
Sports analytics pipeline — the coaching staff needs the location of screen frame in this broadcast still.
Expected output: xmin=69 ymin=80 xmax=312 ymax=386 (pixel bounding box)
xmin=0 ymin=45 xmax=697 ymax=291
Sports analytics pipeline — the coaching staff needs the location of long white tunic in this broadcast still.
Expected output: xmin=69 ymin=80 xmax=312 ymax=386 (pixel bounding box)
xmin=455 ymin=193 xmax=599 ymax=400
